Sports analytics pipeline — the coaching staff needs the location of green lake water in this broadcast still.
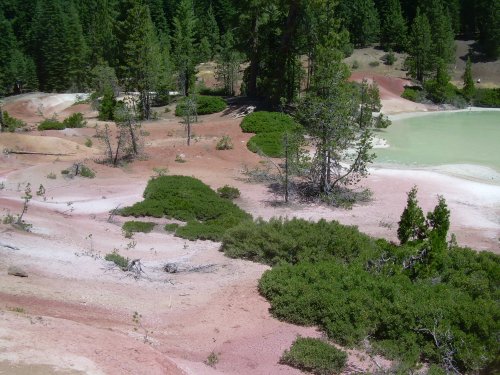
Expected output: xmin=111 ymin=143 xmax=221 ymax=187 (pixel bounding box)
xmin=374 ymin=111 xmax=500 ymax=172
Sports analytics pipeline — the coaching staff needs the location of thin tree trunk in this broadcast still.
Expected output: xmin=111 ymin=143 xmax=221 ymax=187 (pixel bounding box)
xmin=247 ymin=14 xmax=259 ymax=97
xmin=0 ymin=105 xmax=5 ymax=132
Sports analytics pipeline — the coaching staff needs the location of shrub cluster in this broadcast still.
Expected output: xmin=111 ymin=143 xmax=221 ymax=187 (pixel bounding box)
xmin=120 ymin=176 xmax=251 ymax=241
xmin=122 ymin=220 xmax=155 ymax=234
xmin=221 ymin=217 xmax=377 ymax=266
xmin=38 ymin=113 xmax=86 ymax=131
xmin=217 ymin=185 xmax=240 ymax=200
xmin=473 ymin=88 xmax=500 ymax=107
xmin=1 ymin=111 xmax=26 ymax=132
xmin=401 ymin=86 xmax=426 ymax=103
xmin=215 ymin=135 xmax=233 ymax=150
xmin=240 ymin=111 xmax=302 ymax=157
xmin=62 ymin=112 xmax=87 ymax=128
xmin=175 ymin=95 xmax=227 ymax=116
xmin=38 ymin=118 xmax=65 ymax=130
xmin=280 ymin=337 xmax=347 ymax=375
xmin=222 ymin=217 xmax=500 ymax=372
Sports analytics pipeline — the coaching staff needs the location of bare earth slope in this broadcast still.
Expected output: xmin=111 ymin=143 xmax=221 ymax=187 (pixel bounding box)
xmin=0 ymin=87 xmax=498 ymax=374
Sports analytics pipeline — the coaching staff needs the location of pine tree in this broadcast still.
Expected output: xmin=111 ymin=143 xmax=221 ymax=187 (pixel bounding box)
xmin=380 ymin=0 xmax=407 ymax=52
xmin=215 ymin=31 xmax=241 ymax=95
xmin=146 ymin=0 xmax=169 ymax=34
xmin=338 ymin=0 xmax=380 ymax=47
xmin=462 ymin=56 xmax=475 ymax=100
xmin=86 ymin=0 xmax=118 ymax=67
xmin=398 ymin=186 xmax=427 ymax=244
xmin=406 ymin=8 xmax=433 ymax=83
xmin=31 ymin=0 xmax=71 ymax=91
xmin=426 ymin=1 xmax=456 ymax=65
xmin=65 ymin=3 xmax=90 ymax=91
xmin=173 ymin=0 xmax=196 ymax=96
xmin=477 ymin=0 xmax=500 ymax=59
xmin=121 ymin=0 xmax=163 ymax=119
xmin=197 ymin=37 xmax=212 ymax=63
xmin=204 ymin=5 xmax=220 ymax=59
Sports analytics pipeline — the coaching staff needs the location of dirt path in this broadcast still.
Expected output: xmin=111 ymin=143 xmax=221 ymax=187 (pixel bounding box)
xmin=0 ymin=91 xmax=498 ymax=374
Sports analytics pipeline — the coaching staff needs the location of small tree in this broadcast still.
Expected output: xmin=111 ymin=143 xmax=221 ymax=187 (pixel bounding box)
xmin=462 ymin=57 xmax=475 ymax=101
xmin=427 ymin=195 xmax=450 ymax=244
xmin=398 ymin=186 xmax=427 ymax=244
xmin=183 ymin=97 xmax=197 ymax=146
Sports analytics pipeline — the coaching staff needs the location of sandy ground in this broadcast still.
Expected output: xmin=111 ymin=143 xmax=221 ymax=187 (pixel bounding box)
xmin=0 ymin=83 xmax=499 ymax=375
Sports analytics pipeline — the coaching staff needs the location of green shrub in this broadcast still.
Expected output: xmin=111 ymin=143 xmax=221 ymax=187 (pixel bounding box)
xmin=175 ymin=95 xmax=227 ymax=116
xmin=351 ymin=60 xmax=360 ymax=69
xmin=224 ymin=214 xmax=500 ymax=372
xmin=473 ymin=88 xmax=500 ymax=107
xmin=217 ymin=185 xmax=240 ymax=199
xmin=384 ymin=51 xmax=396 ymax=66
xmin=240 ymin=112 xmax=302 ymax=157
xmin=85 ymin=138 xmax=93 ymax=147
xmin=247 ymin=132 xmax=286 ymax=157
xmin=240 ymin=111 xmax=300 ymax=134
xmin=401 ymin=87 xmax=425 ymax=102
xmin=216 ymin=135 xmax=233 ymax=150
xmin=424 ymin=80 xmax=464 ymax=106
xmin=105 ymin=251 xmax=129 ymax=270
xmin=38 ymin=118 xmax=65 ymax=131
xmin=2 ymin=111 xmax=26 ymax=132
xmin=79 ymin=165 xmax=95 ymax=178
xmin=122 ymin=221 xmax=155 ymax=233
xmin=221 ymin=217 xmax=379 ymax=266
xmin=164 ymin=223 xmax=179 ymax=232
xmin=281 ymin=337 xmax=347 ymax=375
xmin=98 ymin=86 xmax=117 ymax=120
xmin=120 ymin=176 xmax=251 ymax=241
xmin=199 ymin=86 xmax=227 ymax=96
xmin=369 ymin=61 xmax=380 ymax=67
xmin=62 ymin=112 xmax=86 ymax=128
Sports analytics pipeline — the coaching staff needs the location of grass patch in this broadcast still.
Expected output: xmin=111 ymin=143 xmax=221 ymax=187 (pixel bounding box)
xmin=105 ymin=251 xmax=129 ymax=270
xmin=281 ymin=337 xmax=347 ymax=375
xmin=175 ymin=95 xmax=227 ymax=116
xmin=120 ymin=176 xmax=251 ymax=241
xmin=2 ymin=111 xmax=26 ymax=132
xmin=38 ymin=118 xmax=65 ymax=131
xmin=122 ymin=221 xmax=155 ymax=233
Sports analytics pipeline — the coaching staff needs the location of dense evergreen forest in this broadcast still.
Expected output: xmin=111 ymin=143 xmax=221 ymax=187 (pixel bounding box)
xmin=0 ymin=0 xmax=498 ymax=105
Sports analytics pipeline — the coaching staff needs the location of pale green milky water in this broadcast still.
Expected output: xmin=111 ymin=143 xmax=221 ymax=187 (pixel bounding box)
xmin=374 ymin=111 xmax=500 ymax=172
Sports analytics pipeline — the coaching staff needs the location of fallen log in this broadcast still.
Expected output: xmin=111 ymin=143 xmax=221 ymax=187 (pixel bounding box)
xmin=4 ymin=149 xmax=76 ymax=156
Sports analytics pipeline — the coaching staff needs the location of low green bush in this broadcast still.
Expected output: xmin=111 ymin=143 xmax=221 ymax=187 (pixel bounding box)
xmin=2 ymin=111 xmax=26 ymax=132
xmin=120 ymin=176 xmax=251 ymax=241
xmin=280 ymin=337 xmax=347 ymax=375
xmin=62 ymin=112 xmax=86 ymax=128
xmin=473 ymin=88 xmax=500 ymax=107
xmin=199 ymin=86 xmax=227 ymax=96
xmin=424 ymin=80 xmax=465 ymax=107
xmin=369 ymin=61 xmax=380 ymax=67
xmin=38 ymin=118 xmax=65 ymax=131
xmin=240 ymin=112 xmax=302 ymax=157
xmin=240 ymin=111 xmax=300 ymax=134
xmin=221 ymin=217 xmax=379 ymax=266
xmin=175 ymin=95 xmax=227 ymax=116
xmin=247 ymin=132 xmax=286 ymax=157
xmin=79 ymin=165 xmax=95 ymax=178
xmin=217 ymin=185 xmax=240 ymax=200
xmin=216 ymin=135 xmax=233 ymax=150
xmin=105 ymin=251 xmax=129 ymax=270
xmin=164 ymin=223 xmax=179 ymax=232
xmin=401 ymin=87 xmax=425 ymax=102
xmin=122 ymin=221 xmax=155 ymax=233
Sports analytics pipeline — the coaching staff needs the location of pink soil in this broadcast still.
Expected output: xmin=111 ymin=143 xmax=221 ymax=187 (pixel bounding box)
xmin=0 ymin=87 xmax=498 ymax=374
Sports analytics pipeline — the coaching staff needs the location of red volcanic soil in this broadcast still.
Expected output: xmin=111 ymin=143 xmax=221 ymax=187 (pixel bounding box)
xmin=0 ymin=91 xmax=498 ymax=374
